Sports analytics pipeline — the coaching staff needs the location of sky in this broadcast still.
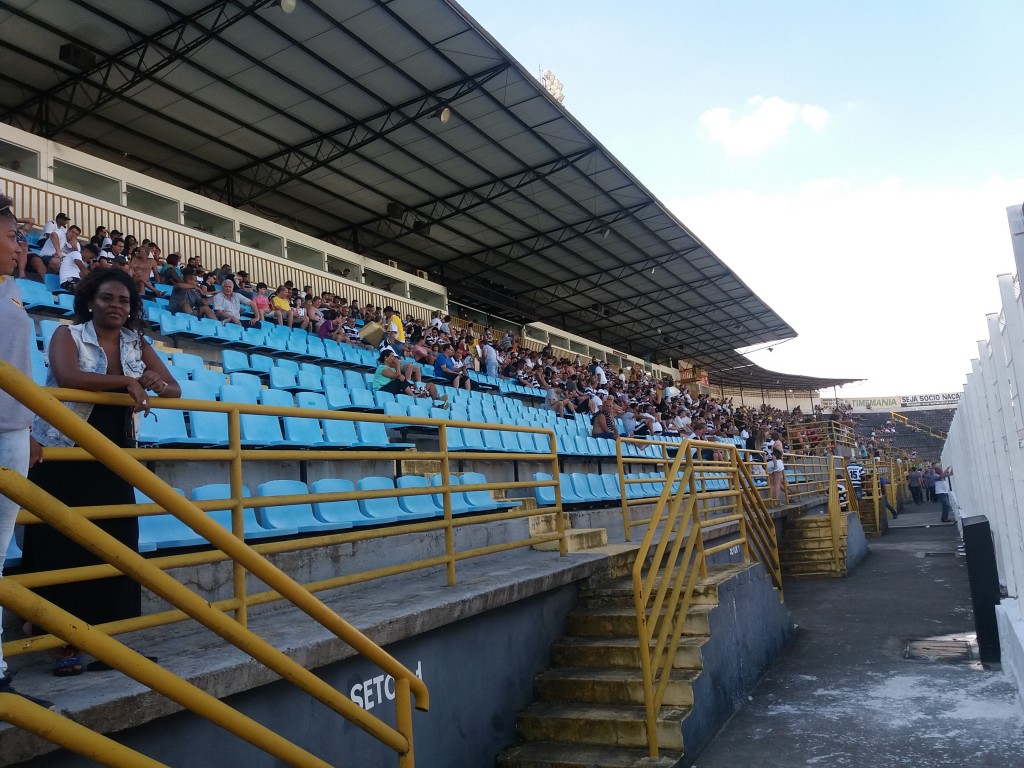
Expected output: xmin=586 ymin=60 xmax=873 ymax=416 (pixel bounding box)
xmin=457 ymin=0 xmax=1024 ymax=397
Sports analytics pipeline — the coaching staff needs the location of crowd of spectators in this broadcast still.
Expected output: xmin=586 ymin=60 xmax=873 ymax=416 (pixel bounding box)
xmin=12 ymin=210 xmax=915 ymax=469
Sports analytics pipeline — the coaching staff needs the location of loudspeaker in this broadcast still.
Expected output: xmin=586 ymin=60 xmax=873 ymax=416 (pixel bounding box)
xmin=962 ymin=516 xmax=1001 ymax=663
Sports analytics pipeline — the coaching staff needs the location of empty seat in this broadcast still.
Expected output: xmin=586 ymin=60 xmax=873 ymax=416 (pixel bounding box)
xmin=190 ymin=483 xmax=291 ymax=539
xmin=459 ymin=472 xmax=520 ymax=512
xmin=136 ymin=488 xmax=206 ymax=551
xmin=354 ymin=421 xmax=413 ymax=449
xmin=394 ymin=475 xmax=442 ymax=518
xmin=357 ymin=476 xmax=432 ymax=521
xmin=257 ymin=480 xmax=351 ymax=533
xmin=136 ymin=407 xmax=204 ymax=447
xmin=310 ymin=478 xmax=393 ymax=526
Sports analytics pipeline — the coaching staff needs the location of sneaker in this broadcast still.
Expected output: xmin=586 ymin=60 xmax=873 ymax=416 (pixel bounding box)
xmin=0 ymin=672 xmax=54 ymax=710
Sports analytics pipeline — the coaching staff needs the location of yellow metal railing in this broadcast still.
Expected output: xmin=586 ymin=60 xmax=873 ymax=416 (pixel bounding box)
xmin=889 ymin=411 xmax=947 ymax=440
xmin=627 ymin=439 xmax=781 ymax=759
xmin=792 ymin=421 xmax=857 ymax=453
xmin=0 ymin=359 xmax=567 ymax=765
xmin=825 ymin=456 xmax=847 ymax=575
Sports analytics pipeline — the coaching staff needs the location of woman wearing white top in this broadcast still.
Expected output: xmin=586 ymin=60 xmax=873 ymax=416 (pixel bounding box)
xmin=57 ymin=225 xmax=87 ymax=291
xmin=767 ymin=448 xmax=787 ymax=503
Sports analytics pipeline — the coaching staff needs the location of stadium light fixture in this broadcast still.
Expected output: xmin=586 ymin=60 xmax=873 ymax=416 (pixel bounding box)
xmin=598 ymin=222 xmax=611 ymax=239
xmin=276 ymin=0 xmax=297 ymax=13
xmin=432 ymin=105 xmax=452 ymax=124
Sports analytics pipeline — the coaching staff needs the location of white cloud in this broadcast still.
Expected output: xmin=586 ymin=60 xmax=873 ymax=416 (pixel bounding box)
xmin=698 ymin=96 xmax=830 ymax=155
xmin=667 ymin=176 xmax=1024 ymax=396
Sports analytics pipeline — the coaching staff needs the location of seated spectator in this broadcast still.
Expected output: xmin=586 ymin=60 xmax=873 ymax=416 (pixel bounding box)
xmin=434 ymin=343 xmax=470 ymax=391
xmin=37 ymin=211 xmax=69 ymax=274
xmin=591 ymin=398 xmax=619 ymax=440
xmin=336 ymin=314 xmax=364 ymax=345
xmin=160 ymin=253 xmax=184 ymax=284
xmin=250 ymin=282 xmax=271 ymax=325
xmin=317 ymin=309 xmax=338 ymax=339
xmin=270 ymin=285 xmax=293 ymax=326
xmin=127 ymin=246 xmax=158 ymax=294
xmin=169 ymin=268 xmax=216 ymax=318
xmin=372 ymin=349 xmax=445 ymax=405
xmin=57 ymin=233 xmax=91 ymax=292
xmin=233 ymin=270 xmax=254 ymax=298
xmin=290 ymin=294 xmax=311 ymax=331
xmin=212 ymin=279 xmax=254 ymax=325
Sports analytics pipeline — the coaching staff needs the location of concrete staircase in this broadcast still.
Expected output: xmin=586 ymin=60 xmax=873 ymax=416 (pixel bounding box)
xmin=779 ymin=513 xmax=845 ymax=578
xmin=497 ymin=566 xmax=746 ymax=768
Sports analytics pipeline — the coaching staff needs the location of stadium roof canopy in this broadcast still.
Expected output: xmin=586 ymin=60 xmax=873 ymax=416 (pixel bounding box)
xmin=0 ymin=0 xmax=858 ymax=390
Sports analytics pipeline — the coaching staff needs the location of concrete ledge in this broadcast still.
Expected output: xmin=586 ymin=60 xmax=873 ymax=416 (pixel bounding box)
xmin=996 ymin=598 xmax=1024 ymax=704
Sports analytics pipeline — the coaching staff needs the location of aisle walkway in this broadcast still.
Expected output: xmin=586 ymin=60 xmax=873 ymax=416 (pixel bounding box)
xmin=690 ymin=500 xmax=1024 ymax=768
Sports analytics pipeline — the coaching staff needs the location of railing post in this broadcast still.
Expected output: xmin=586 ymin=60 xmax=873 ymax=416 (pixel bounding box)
xmin=733 ymin=449 xmax=751 ymax=563
xmin=228 ymin=408 xmax=247 ymax=628
xmin=550 ymin=430 xmax=566 ymax=557
xmin=395 ymin=677 xmax=414 ymax=768
xmin=438 ymin=424 xmax=456 ymax=587
xmin=616 ymin=436 xmax=630 ymax=541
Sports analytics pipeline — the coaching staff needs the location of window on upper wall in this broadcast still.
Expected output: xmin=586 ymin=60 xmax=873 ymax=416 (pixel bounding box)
xmin=53 ymin=159 xmax=120 ymax=204
xmin=408 ymin=285 xmax=443 ymax=307
xmin=126 ymin=185 xmax=178 ymax=222
xmin=327 ymin=255 xmax=359 ymax=280
xmin=183 ymin=205 xmax=233 ymax=240
xmin=0 ymin=140 xmax=39 ymax=178
xmin=239 ymin=224 xmax=283 ymax=258
xmin=286 ymin=241 xmax=325 ymax=270
xmin=364 ymin=269 xmax=406 ymax=296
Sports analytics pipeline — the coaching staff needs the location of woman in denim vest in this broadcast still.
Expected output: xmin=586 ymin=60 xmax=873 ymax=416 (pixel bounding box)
xmin=24 ymin=269 xmax=179 ymax=677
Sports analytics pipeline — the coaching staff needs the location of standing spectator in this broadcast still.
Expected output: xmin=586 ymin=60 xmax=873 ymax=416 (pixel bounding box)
xmin=24 ymin=269 xmax=180 ymax=677
xmin=768 ymin=448 xmax=787 ymax=503
xmin=846 ymin=458 xmax=866 ymax=502
xmin=906 ymin=466 xmax=923 ymax=505
xmin=0 ymin=195 xmax=53 ymax=707
xmin=57 ymin=227 xmax=89 ymax=292
xmin=480 ymin=339 xmax=499 ymax=377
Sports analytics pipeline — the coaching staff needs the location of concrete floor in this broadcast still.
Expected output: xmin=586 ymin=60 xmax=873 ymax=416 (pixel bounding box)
xmin=688 ymin=499 xmax=1024 ymax=768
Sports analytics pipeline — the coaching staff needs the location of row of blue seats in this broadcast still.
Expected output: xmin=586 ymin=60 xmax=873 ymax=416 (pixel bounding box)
xmin=136 ymin=473 xmax=519 ymax=551
xmin=138 ymin=384 xmax=414 ymax=449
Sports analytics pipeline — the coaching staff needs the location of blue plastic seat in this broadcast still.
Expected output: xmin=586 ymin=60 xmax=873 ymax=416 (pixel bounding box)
xmin=275 ymin=358 xmax=300 ymax=376
xmin=228 ymin=372 xmax=263 ymax=394
xmin=344 ymin=370 xmax=367 ymax=391
xmin=296 ymin=368 xmax=323 ymax=392
xmin=570 ymin=473 xmax=596 ymax=502
xmin=460 ymin=472 xmax=520 ymax=511
xmin=136 ymin=407 xmax=205 ymax=446
xmin=135 ymin=488 xmax=205 ymax=551
xmin=354 ymin=421 xmax=413 ymax=449
xmin=449 ymin=427 xmax=484 ymax=452
xmin=55 ymin=292 xmax=76 ymax=317
xmin=269 ymin=366 xmax=302 ymax=392
xmin=215 ymin=323 xmax=245 ymax=347
xmin=190 ymin=483 xmax=291 ymax=539
xmin=310 ymin=478 xmax=392 ymax=526
xmin=358 ymin=476 xmax=433 ymax=520
xmin=15 ymin=279 xmax=62 ymax=315
xmin=257 ymin=480 xmax=350 ymax=533
xmin=395 ymin=475 xmax=442 ymax=518
xmin=322 ymin=367 xmax=345 ymax=387
xmin=426 ymin=474 xmax=475 ymax=515
xmin=349 ymin=389 xmax=378 ymax=411
xmin=321 ymin=417 xmax=359 ymax=448
xmin=305 ymin=336 xmax=326 ymax=360
xmin=191 ymin=367 xmax=228 ymax=391
xmin=221 ymin=386 xmax=288 ymax=447
xmin=37 ymin=319 xmax=62 ymax=352
xmin=221 ymin=349 xmax=256 ymax=375
xmin=323 ymin=384 xmax=353 ymax=410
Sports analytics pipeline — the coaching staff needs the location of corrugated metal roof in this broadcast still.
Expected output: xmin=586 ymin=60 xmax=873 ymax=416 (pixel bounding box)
xmin=0 ymin=0 xmax=858 ymax=389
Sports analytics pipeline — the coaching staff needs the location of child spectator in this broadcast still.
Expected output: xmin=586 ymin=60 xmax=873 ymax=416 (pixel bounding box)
xmin=251 ymin=282 xmax=271 ymax=325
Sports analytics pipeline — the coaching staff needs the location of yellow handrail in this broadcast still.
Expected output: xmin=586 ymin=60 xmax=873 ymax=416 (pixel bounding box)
xmin=0 ymin=359 xmax=429 ymax=765
xmin=626 ymin=439 xmax=782 ymax=759
xmin=0 ymin=692 xmax=167 ymax=768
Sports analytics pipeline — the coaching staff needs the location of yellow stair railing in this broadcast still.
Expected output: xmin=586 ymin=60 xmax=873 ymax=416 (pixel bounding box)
xmin=0 ymin=358 xmax=433 ymax=766
xmin=624 ymin=438 xmax=782 ymax=759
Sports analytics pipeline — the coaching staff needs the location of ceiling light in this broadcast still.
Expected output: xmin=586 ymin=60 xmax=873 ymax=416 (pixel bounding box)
xmin=599 ymin=223 xmax=611 ymax=239
xmin=439 ymin=106 xmax=452 ymax=124
xmin=386 ymin=202 xmax=405 ymax=219
xmin=276 ymin=0 xmax=297 ymax=12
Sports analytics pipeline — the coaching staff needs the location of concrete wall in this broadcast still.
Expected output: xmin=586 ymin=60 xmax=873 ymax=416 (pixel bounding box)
xmin=679 ymin=562 xmax=793 ymax=763
xmin=846 ymin=511 xmax=869 ymax=571
xmin=15 ymin=585 xmax=580 ymax=768
xmin=996 ymin=598 xmax=1024 ymax=703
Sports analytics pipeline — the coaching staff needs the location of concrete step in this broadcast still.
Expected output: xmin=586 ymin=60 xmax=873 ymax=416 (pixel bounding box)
xmin=780 ymin=548 xmax=843 ymax=563
xmin=534 ymin=666 xmax=699 ymax=707
xmin=787 ymin=515 xmax=832 ymax=528
xmin=550 ymin=635 xmax=706 ymax=671
xmin=516 ymin=701 xmax=687 ymax=751
xmin=783 ymin=560 xmax=843 ymax=576
xmin=784 ymin=568 xmax=845 ymax=579
xmin=529 ymin=512 xmax=572 ymax=536
xmin=566 ymin=604 xmax=712 ymax=638
xmin=497 ymin=741 xmax=680 ymax=768
xmin=782 ymin=526 xmax=841 ymax=541
xmin=534 ymin=527 xmax=608 ymax=552
xmin=580 ymin=578 xmax=719 ymax=609
xmin=780 ymin=537 xmax=845 ymax=552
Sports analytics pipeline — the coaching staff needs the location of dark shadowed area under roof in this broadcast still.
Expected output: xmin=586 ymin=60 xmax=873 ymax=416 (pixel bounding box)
xmin=0 ymin=0 xmax=858 ymax=390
